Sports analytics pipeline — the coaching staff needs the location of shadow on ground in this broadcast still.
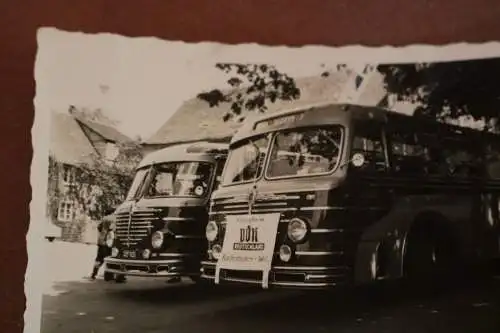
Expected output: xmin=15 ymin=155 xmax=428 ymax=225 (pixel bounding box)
xmin=167 ymin=275 xmax=500 ymax=333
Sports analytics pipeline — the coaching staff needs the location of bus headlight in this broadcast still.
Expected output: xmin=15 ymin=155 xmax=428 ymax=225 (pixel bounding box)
xmin=212 ymin=244 xmax=222 ymax=260
xmin=111 ymin=247 xmax=119 ymax=257
xmin=142 ymin=249 xmax=152 ymax=259
xmin=151 ymin=231 xmax=164 ymax=249
xmin=279 ymin=245 xmax=292 ymax=262
xmin=205 ymin=221 xmax=218 ymax=242
xmin=105 ymin=231 xmax=115 ymax=248
xmin=287 ymin=218 xmax=308 ymax=243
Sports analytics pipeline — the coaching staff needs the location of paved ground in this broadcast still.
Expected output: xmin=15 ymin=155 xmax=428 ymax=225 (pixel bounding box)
xmin=40 ymin=241 xmax=500 ymax=333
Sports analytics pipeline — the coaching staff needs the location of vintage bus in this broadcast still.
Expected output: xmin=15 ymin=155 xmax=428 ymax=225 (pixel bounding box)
xmin=104 ymin=141 xmax=228 ymax=283
xmin=200 ymin=102 xmax=500 ymax=289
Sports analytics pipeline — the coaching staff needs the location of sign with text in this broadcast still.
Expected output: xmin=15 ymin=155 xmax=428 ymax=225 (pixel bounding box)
xmin=215 ymin=213 xmax=280 ymax=289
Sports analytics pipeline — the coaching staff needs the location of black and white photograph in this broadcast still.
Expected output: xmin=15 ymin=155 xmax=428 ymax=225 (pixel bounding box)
xmin=28 ymin=27 xmax=500 ymax=332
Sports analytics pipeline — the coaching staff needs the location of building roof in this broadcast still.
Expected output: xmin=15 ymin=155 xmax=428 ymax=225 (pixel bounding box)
xmin=73 ymin=115 xmax=133 ymax=143
xmin=49 ymin=112 xmax=97 ymax=165
xmin=145 ymin=72 xmax=356 ymax=146
xmin=49 ymin=111 xmax=132 ymax=166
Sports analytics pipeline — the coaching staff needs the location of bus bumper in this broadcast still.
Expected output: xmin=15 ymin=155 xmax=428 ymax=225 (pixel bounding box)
xmin=104 ymin=257 xmax=199 ymax=278
xmin=200 ymin=261 xmax=350 ymax=289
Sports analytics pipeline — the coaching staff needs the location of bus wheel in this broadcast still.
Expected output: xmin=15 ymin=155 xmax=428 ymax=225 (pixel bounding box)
xmin=403 ymin=221 xmax=458 ymax=289
xmin=190 ymin=275 xmax=212 ymax=289
xmin=103 ymin=271 xmax=114 ymax=282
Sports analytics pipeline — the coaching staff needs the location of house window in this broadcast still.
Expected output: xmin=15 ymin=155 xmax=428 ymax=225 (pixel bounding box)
xmin=105 ymin=142 xmax=119 ymax=162
xmin=62 ymin=165 xmax=76 ymax=185
xmin=58 ymin=200 xmax=75 ymax=222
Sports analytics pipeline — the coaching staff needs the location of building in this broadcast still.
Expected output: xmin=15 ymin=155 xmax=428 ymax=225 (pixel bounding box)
xmin=143 ymin=71 xmax=359 ymax=152
xmin=48 ymin=108 xmax=133 ymax=242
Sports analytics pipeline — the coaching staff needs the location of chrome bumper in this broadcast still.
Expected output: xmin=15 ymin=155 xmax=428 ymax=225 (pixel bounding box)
xmin=200 ymin=261 xmax=350 ymax=289
xmin=104 ymin=257 xmax=198 ymax=278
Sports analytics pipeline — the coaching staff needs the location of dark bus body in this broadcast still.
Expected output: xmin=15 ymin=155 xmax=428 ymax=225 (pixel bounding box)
xmin=200 ymin=103 xmax=500 ymax=289
xmin=104 ymin=142 xmax=227 ymax=282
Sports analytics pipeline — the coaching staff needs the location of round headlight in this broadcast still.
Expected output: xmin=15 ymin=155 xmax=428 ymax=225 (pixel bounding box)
xmin=105 ymin=231 xmax=115 ymax=248
xmin=279 ymin=245 xmax=292 ymax=262
xmin=111 ymin=247 xmax=119 ymax=257
xmin=287 ymin=218 xmax=308 ymax=243
xmin=151 ymin=231 xmax=164 ymax=249
xmin=212 ymin=244 xmax=222 ymax=260
xmin=142 ymin=249 xmax=152 ymax=259
xmin=205 ymin=221 xmax=218 ymax=242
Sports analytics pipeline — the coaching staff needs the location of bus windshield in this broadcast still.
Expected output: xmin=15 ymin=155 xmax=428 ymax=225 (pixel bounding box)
xmin=221 ymin=135 xmax=270 ymax=186
xmin=266 ymin=126 xmax=343 ymax=178
xmin=125 ymin=167 xmax=149 ymax=201
xmin=144 ymin=161 xmax=214 ymax=198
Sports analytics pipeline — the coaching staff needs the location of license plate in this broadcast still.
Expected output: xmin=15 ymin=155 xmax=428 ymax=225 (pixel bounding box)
xmin=215 ymin=213 xmax=280 ymax=289
xmin=122 ymin=250 xmax=136 ymax=259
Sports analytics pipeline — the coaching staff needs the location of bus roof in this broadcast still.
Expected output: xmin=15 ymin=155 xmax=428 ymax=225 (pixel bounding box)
xmin=230 ymin=102 xmax=389 ymax=144
xmin=137 ymin=141 xmax=228 ymax=169
xmin=230 ymin=101 xmax=500 ymax=145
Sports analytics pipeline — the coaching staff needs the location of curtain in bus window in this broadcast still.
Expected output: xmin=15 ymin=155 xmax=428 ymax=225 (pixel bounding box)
xmin=388 ymin=130 xmax=430 ymax=176
xmin=221 ymin=135 xmax=269 ymax=185
xmin=146 ymin=162 xmax=213 ymax=197
xmin=266 ymin=126 xmax=342 ymax=178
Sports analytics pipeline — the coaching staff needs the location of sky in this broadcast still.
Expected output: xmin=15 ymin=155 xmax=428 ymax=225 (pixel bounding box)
xmin=34 ymin=28 xmax=500 ymax=139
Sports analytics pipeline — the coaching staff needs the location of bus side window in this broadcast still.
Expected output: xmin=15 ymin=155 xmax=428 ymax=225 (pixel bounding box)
xmin=389 ymin=131 xmax=428 ymax=176
xmin=352 ymin=122 xmax=386 ymax=173
xmin=485 ymin=142 xmax=500 ymax=180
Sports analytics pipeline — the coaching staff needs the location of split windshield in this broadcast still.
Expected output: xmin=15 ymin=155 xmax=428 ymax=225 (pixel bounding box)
xmin=267 ymin=126 xmax=343 ymax=178
xmin=221 ymin=125 xmax=343 ymax=185
xmin=125 ymin=167 xmax=149 ymax=201
xmin=221 ymin=135 xmax=270 ymax=186
xmin=144 ymin=161 xmax=214 ymax=198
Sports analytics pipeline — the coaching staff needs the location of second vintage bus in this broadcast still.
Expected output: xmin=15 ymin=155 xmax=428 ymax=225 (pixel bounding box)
xmin=200 ymin=102 xmax=500 ymax=289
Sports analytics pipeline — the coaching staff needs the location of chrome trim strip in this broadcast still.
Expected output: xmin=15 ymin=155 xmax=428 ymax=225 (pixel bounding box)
xmin=295 ymin=251 xmax=342 ymax=256
xmin=209 ymin=207 xmax=297 ymax=215
xmin=273 ymin=265 xmax=349 ymax=271
xmin=158 ymin=253 xmax=198 ymax=258
xmin=272 ymin=281 xmax=338 ymax=287
xmin=104 ymin=268 xmax=181 ymax=278
xmin=201 ymin=260 xmax=216 ymax=266
xmin=174 ymin=235 xmax=204 ymax=239
xmin=304 ymin=274 xmax=335 ymax=279
xmin=104 ymin=258 xmax=182 ymax=265
xmin=163 ymin=217 xmax=195 ymax=222
xmin=310 ymin=228 xmax=344 ymax=234
xmin=300 ymin=206 xmax=344 ymax=211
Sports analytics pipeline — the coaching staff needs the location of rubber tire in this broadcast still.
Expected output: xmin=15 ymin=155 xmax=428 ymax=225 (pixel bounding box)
xmin=103 ymin=271 xmax=114 ymax=282
xmin=190 ymin=275 xmax=213 ymax=290
xmin=404 ymin=222 xmax=458 ymax=290
xmin=115 ymin=274 xmax=127 ymax=283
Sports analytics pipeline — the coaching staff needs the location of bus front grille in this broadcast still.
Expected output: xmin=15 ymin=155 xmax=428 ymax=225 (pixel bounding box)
xmin=114 ymin=209 xmax=158 ymax=247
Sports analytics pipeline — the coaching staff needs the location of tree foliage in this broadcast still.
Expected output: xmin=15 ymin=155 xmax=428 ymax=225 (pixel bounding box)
xmin=47 ymin=141 xmax=143 ymax=223
xmin=197 ymin=58 xmax=500 ymax=131
xmin=377 ymin=58 xmax=500 ymax=130
xmin=197 ymin=63 xmax=301 ymax=122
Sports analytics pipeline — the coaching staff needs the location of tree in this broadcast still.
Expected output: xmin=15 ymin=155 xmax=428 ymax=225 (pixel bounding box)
xmin=47 ymin=140 xmax=143 ymax=224
xmin=197 ymin=58 xmax=500 ymax=132
xmin=197 ymin=63 xmax=301 ymax=122
xmin=377 ymin=58 xmax=500 ymax=131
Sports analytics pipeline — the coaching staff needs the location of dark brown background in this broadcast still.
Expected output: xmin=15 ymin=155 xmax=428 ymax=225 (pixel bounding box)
xmin=1 ymin=1 xmax=500 ymax=332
